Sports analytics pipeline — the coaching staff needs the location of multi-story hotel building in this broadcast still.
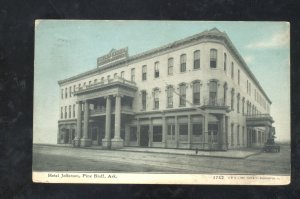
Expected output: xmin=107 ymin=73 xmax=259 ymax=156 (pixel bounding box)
xmin=57 ymin=28 xmax=275 ymax=151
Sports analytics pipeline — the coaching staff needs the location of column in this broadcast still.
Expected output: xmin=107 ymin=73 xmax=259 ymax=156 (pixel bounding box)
xmin=203 ymin=115 xmax=209 ymax=150
xmin=80 ymin=100 xmax=91 ymax=147
xmin=111 ymin=94 xmax=124 ymax=148
xmin=74 ymin=101 xmax=82 ymax=147
xmin=220 ymin=115 xmax=227 ymax=150
xmin=102 ymin=96 xmax=112 ymax=149
xmin=162 ymin=115 xmax=167 ymax=148
xmin=175 ymin=116 xmax=179 ymax=148
xmin=188 ymin=115 xmax=191 ymax=149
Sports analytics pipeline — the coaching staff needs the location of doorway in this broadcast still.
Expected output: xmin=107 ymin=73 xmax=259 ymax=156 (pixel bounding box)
xmin=140 ymin=125 xmax=149 ymax=147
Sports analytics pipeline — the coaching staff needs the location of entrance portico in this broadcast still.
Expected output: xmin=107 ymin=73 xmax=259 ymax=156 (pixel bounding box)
xmin=73 ymin=77 xmax=137 ymax=149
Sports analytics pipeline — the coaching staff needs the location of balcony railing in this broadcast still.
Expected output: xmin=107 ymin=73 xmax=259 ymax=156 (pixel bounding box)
xmin=74 ymin=76 xmax=136 ymax=94
xmin=202 ymin=98 xmax=226 ymax=107
xmin=89 ymin=105 xmax=133 ymax=116
xmin=246 ymin=114 xmax=273 ymax=119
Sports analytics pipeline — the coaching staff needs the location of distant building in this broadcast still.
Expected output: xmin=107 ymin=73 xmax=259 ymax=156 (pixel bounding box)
xmin=57 ymin=28 xmax=274 ymax=150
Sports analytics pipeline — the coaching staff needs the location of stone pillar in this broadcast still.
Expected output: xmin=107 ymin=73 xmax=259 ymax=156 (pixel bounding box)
xmin=175 ymin=116 xmax=179 ymax=148
xmin=203 ymin=115 xmax=209 ymax=150
xmin=220 ymin=115 xmax=227 ymax=150
xmin=102 ymin=96 xmax=112 ymax=149
xmin=149 ymin=117 xmax=153 ymax=147
xmin=80 ymin=100 xmax=91 ymax=147
xmin=112 ymin=94 xmax=124 ymax=148
xmin=74 ymin=101 xmax=82 ymax=147
xmin=137 ymin=119 xmax=141 ymax=146
xmin=188 ymin=115 xmax=191 ymax=149
xmin=162 ymin=116 xmax=167 ymax=148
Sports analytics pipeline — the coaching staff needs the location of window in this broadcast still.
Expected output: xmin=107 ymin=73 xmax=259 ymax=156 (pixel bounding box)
xmin=192 ymin=123 xmax=202 ymax=135
xmin=193 ymin=81 xmax=200 ymax=105
xmin=131 ymin=68 xmax=135 ymax=82
xmin=242 ymin=126 xmax=245 ymax=146
xmin=242 ymin=97 xmax=245 ymax=115
xmin=141 ymin=90 xmax=147 ymax=110
xmin=69 ymin=86 xmax=71 ymax=97
xmin=238 ymin=69 xmax=240 ymax=85
xmin=237 ymin=93 xmax=240 ymax=113
xmin=193 ymin=50 xmax=200 ymax=69
xmin=61 ymin=107 xmax=63 ymax=119
xmin=83 ymin=82 xmax=86 ymax=88
xmin=73 ymin=104 xmax=75 ymax=117
xmin=114 ymin=73 xmax=118 ymax=78
xmin=231 ymin=62 xmax=234 ymax=79
xmin=89 ymin=81 xmax=92 ymax=86
xmin=167 ymin=86 xmax=173 ymax=108
xmin=223 ymin=83 xmax=228 ymax=105
xmin=209 ymin=81 xmax=218 ymax=105
xmin=231 ymin=89 xmax=235 ymax=110
xmin=224 ymin=53 xmax=227 ymax=71
xmin=69 ymin=105 xmax=71 ymax=118
xmin=73 ymin=85 xmax=76 ymax=94
xmin=153 ymin=126 xmax=162 ymax=142
xmin=121 ymin=71 xmax=125 ymax=78
xmin=142 ymin=65 xmax=147 ymax=81
xmin=179 ymin=84 xmax=186 ymax=106
xmin=65 ymin=88 xmax=67 ymax=98
xmin=101 ymin=77 xmax=104 ymax=83
xmin=208 ymin=123 xmax=218 ymax=143
xmin=130 ymin=127 xmax=137 ymax=141
xmin=78 ymin=83 xmax=81 ymax=90
xmin=168 ymin=58 xmax=174 ymax=75
xmin=210 ymin=49 xmax=217 ymax=68
xmin=180 ymin=54 xmax=186 ymax=72
xmin=179 ymin=124 xmax=188 ymax=135
xmin=153 ymin=89 xmax=159 ymax=109
xmin=64 ymin=106 xmax=67 ymax=119
xmin=107 ymin=75 xmax=110 ymax=81
xmin=61 ymin=89 xmax=63 ymax=99
xmin=154 ymin=62 xmax=159 ymax=78
xmin=94 ymin=79 xmax=97 ymax=84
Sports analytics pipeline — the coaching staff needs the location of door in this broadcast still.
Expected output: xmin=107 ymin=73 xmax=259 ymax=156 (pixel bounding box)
xmin=140 ymin=125 xmax=149 ymax=147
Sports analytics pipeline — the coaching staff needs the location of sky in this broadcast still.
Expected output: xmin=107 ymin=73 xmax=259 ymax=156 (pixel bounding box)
xmin=33 ymin=20 xmax=290 ymax=144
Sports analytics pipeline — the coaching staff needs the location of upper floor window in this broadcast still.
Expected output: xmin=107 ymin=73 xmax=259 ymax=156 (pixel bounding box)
xmin=114 ymin=73 xmax=118 ymax=79
xmin=73 ymin=85 xmax=76 ymax=94
xmin=193 ymin=81 xmax=200 ymax=105
xmin=237 ymin=93 xmax=240 ymax=113
xmin=73 ymin=104 xmax=75 ymax=117
xmin=193 ymin=50 xmax=200 ymax=69
xmin=180 ymin=54 xmax=186 ymax=72
xmin=61 ymin=89 xmax=63 ymax=99
xmin=60 ymin=107 xmax=63 ymax=119
xmin=65 ymin=88 xmax=67 ymax=98
xmin=83 ymin=82 xmax=86 ymax=88
xmin=101 ymin=77 xmax=104 ymax=83
xmin=224 ymin=53 xmax=227 ymax=71
xmin=179 ymin=83 xmax=186 ymax=106
xmin=231 ymin=89 xmax=235 ymax=110
xmin=238 ymin=69 xmax=240 ymax=85
xmin=78 ymin=83 xmax=81 ymax=90
xmin=64 ymin=106 xmax=67 ymax=118
xmin=166 ymin=86 xmax=174 ymax=108
xmin=121 ymin=71 xmax=125 ymax=78
xmin=107 ymin=75 xmax=110 ymax=81
xmin=131 ymin=68 xmax=135 ymax=82
xmin=209 ymin=81 xmax=218 ymax=105
xmin=210 ymin=49 xmax=217 ymax=68
xmin=223 ymin=82 xmax=228 ymax=105
xmin=69 ymin=105 xmax=71 ymax=118
xmin=168 ymin=58 xmax=174 ymax=75
xmin=231 ymin=62 xmax=234 ymax=79
xmin=142 ymin=65 xmax=147 ymax=81
xmin=69 ymin=86 xmax=71 ymax=97
xmin=154 ymin=62 xmax=159 ymax=78
xmin=141 ymin=90 xmax=147 ymax=110
xmin=153 ymin=88 xmax=159 ymax=109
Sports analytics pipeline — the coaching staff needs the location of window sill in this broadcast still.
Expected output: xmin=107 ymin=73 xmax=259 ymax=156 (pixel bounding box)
xmin=193 ymin=68 xmax=200 ymax=71
xmin=179 ymin=105 xmax=186 ymax=107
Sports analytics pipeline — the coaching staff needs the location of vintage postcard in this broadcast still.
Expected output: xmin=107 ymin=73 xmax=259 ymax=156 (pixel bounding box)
xmin=33 ymin=20 xmax=290 ymax=185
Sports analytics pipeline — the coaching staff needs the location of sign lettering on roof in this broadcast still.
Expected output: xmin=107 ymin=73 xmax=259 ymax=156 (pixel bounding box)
xmin=97 ymin=47 xmax=128 ymax=67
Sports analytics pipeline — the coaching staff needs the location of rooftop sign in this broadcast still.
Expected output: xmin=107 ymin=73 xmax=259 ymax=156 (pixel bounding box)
xmin=97 ymin=47 xmax=128 ymax=67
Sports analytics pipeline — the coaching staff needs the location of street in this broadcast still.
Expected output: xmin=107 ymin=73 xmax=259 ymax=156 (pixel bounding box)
xmin=32 ymin=144 xmax=290 ymax=174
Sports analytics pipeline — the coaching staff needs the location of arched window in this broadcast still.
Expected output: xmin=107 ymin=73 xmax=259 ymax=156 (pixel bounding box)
xmin=121 ymin=71 xmax=125 ymax=78
xmin=231 ymin=89 xmax=235 ymax=110
xmin=224 ymin=53 xmax=227 ymax=71
xmin=114 ymin=73 xmax=118 ymax=78
xmin=242 ymin=97 xmax=245 ymax=115
xmin=210 ymin=49 xmax=217 ymax=68
xmin=192 ymin=81 xmax=201 ymax=105
xmin=223 ymin=83 xmax=228 ymax=105
xmin=193 ymin=50 xmax=200 ymax=69
xmin=237 ymin=93 xmax=240 ymax=113
xmin=154 ymin=61 xmax=159 ymax=78
xmin=131 ymin=68 xmax=135 ymax=82
xmin=168 ymin=58 xmax=174 ymax=75
xmin=180 ymin=54 xmax=186 ymax=72
xmin=142 ymin=65 xmax=147 ymax=81
xmin=231 ymin=62 xmax=234 ymax=79
xmin=141 ymin=90 xmax=147 ymax=110
xmin=166 ymin=85 xmax=174 ymax=108
xmin=179 ymin=83 xmax=186 ymax=106
xmin=209 ymin=81 xmax=218 ymax=105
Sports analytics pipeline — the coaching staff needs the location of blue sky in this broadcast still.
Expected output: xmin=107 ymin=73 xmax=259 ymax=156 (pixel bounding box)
xmin=33 ymin=21 xmax=290 ymax=143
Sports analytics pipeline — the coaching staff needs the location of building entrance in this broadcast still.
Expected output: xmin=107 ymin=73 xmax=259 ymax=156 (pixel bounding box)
xmin=140 ymin=125 xmax=149 ymax=147
xmin=64 ymin=129 xmax=70 ymax=144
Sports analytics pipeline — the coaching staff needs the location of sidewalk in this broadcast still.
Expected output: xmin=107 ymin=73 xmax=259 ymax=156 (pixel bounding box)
xmin=34 ymin=144 xmax=262 ymax=159
xmin=119 ymin=147 xmax=262 ymax=159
